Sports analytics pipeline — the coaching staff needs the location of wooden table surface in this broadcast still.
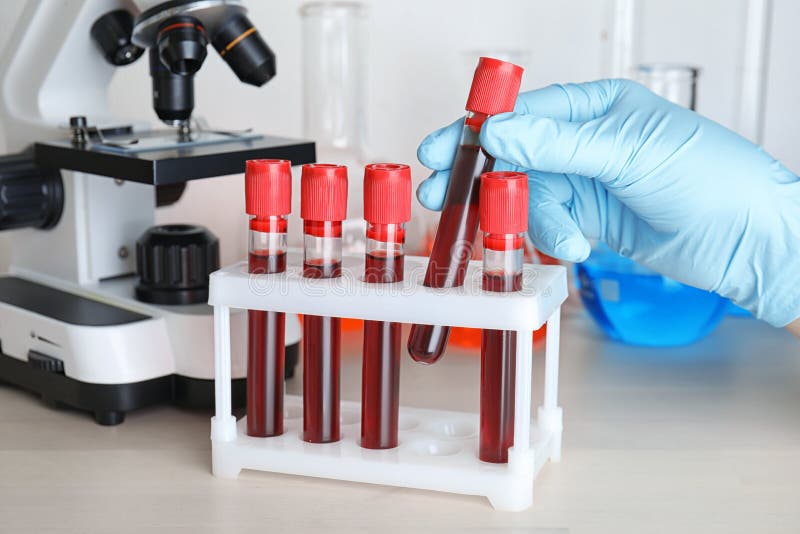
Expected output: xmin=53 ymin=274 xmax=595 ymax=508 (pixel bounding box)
xmin=1 ymin=309 xmax=798 ymax=534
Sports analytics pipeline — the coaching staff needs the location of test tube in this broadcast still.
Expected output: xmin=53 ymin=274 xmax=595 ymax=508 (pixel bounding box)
xmin=407 ymin=57 xmax=524 ymax=364
xmin=301 ymin=163 xmax=348 ymax=443
xmin=360 ymin=163 xmax=411 ymax=449
xmin=478 ymin=171 xmax=528 ymax=463
xmin=245 ymin=159 xmax=291 ymax=437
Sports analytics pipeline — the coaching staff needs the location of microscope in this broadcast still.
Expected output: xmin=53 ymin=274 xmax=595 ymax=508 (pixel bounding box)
xmin=0 ymin=0 xmax=312 ymax=424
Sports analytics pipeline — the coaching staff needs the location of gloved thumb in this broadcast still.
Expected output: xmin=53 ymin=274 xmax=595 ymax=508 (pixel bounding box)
xmin=480 ymin=112 xmax=615 ymax=180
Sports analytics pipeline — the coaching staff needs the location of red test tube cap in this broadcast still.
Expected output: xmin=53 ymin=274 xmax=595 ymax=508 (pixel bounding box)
xmin=465 ymin=57 xmax=524 ymax=116
xmin=300 ymin=163 xmax=348 ymax=221
xmin=363 ymin=163 xmax=412 ymax=224
xmin=245 ymin=159 xmax=292 ymax=217
xmin=480 ymin=171 xmax=528 ymax=234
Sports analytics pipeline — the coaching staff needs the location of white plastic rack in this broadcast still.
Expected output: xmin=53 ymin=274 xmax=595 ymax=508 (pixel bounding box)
xmin=209 ymin=252 xmax=567 ymax=511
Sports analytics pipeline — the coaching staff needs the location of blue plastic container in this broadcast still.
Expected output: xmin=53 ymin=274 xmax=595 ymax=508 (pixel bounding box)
xmin=576 ymin=245 xmax=728 ymax=347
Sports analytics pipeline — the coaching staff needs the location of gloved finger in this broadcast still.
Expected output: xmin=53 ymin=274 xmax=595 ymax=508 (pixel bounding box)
xmin=491 ymin=158 xmax=524 ymax=173
xmin=515 ymin=81 xmax=619 ymax=122
xmin=480 ymin=112 xmax=615 ymax=180
xmin=416 ymin=158 xmax=526 ymax=211
xmin=529 ymin=171 xmax=664 ymax=263
xmin=527 ymin=172 xmax=591 ymax=262
xmin=417 ymin=117 xmax=464 ymax=171
xmin=416 ymin=169 xmax=450 ymax=211
xmin=418 ymin=81 xmax=624 ymax=171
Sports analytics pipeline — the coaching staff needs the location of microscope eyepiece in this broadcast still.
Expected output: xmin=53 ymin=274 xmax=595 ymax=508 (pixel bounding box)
xmin=156 ymin=15 xmax=208 ymax=76
xmin=212 ymin=14 xmax=276 ymax=87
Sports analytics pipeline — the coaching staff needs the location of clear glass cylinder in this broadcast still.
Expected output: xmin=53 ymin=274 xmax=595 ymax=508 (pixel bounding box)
xmin=300 ymin=3 xmax=368 ymax=255
xmin=300 ymin=2 xmax=367 ymax=157
xmin=636 ymin=64 xmax=699 ymax=111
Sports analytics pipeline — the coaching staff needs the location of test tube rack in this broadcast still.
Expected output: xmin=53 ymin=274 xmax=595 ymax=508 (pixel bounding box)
xmin=209 ymin=251 xmax=567 ymax=511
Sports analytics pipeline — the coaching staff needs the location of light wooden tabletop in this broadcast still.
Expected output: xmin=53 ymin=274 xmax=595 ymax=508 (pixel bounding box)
xmin=1 ymin=310 xmax=798 ymax=534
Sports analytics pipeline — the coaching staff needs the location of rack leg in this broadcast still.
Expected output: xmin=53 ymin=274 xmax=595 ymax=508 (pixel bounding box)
xmin=504 ymin=328 xmax=534 ymax=510
xmin=538 ymin=306 xmax=563 ymax=462
xmin=211 ymin=305 xmax=237 ymax=444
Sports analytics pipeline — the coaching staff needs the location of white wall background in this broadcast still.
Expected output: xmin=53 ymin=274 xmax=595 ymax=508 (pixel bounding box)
xmin=0 ymin=0 xmax=797 ymax=269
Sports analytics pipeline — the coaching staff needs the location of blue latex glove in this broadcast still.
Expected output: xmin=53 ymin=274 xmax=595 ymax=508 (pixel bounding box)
xmin=417 ymin=80 xmax=800 ymax=327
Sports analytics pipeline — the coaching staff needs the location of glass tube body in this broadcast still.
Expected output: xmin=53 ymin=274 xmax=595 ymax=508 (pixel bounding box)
xmin=302 ymin=220 xmax=343 ymax=443
xmin=636 ymin=64 xmax=699 ymax=111
xmin=300 ymin=2 xmax=368 ymax=255
xmin=300 ymin=2 xmax=366 ymax=157
xmin=480 ymin=232 xmax=523 ymax=463
xmin=407 ymin=111 xmax=495 ymax=364
xmin=247 ymin=215 xmax=288 ymax=437
xmin=361 ymin=223 xmax=404 ymax=449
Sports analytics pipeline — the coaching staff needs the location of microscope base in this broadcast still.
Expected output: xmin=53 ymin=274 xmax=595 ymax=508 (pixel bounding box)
xmin=0 ymin=346 xmax=299 ymax=425
xmin=0 ymin=275 xmax=301 ymax=425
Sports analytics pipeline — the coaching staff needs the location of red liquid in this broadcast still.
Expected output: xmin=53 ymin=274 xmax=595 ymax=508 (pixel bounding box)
xmin=408 ymin=144 xmax=495 ymax=364
xmin=479 ymin=270 xmax=521 ymax=463
xmin=303 ymin=261 xmax=342 ymax=279
xmin=363 ymin=251 xmax=404 ymax=284
xmin=249 ymin=250 xmax=287 ymax=274
xmin=302 ymin=260 xmax=342 ymax=443
xmin=247 ymin=251 xmax=286 ymax=437
xmin=361 ymin=253 xmax=403 ymax=449
xmin=482 ymin=271 xmax=522 ymax=292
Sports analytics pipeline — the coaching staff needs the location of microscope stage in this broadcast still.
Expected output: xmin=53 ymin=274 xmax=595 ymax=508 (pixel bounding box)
xmin=34 ymin=132 xmax=316 ymax=185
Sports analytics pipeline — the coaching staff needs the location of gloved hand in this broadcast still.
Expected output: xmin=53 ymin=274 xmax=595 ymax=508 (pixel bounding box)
xmin=417 ymin=79 xmax=800 ymax=327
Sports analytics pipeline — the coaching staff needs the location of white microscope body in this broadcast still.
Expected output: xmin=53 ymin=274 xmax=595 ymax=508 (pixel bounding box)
xmin=0 ymin=0 xmax=305 ymax=424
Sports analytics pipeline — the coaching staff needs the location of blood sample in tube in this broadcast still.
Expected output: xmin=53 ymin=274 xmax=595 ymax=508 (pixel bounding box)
xmin=301 ymin=163 xmax=348 ymax=443
xmin=408 ymin=57 xmax=524 ymax=364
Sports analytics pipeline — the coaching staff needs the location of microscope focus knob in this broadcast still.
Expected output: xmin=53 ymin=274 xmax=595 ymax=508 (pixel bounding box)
xmin=0 ymin=151 xmax=63 ymax=232
xmin=135 ymin=224 xmax=220 ymax=305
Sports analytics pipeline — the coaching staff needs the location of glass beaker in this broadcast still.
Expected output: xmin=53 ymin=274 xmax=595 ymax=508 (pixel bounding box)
xmin=635 ymin=64 xmax=699 ymax=110
xmin=300 ymin=2 xmax=368 ymax=256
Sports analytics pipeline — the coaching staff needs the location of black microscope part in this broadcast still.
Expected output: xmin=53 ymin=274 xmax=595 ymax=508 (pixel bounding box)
xmin=156 ymin=15 xmax=208 ymax=76
xmin=69 ymin=116 xmax=87 ymax=129
xmin=135 ymin=224 xmax=220 ymax=305
xmin=0 ymin=150 xmax=63 ymax=232
xmin=155 ymin=183 xmax=187 ymax=207
xmin=69 ymin=115 xmax=88 ymax=146
xmin=149 ymin=46 xmax=194 ymax=123
xmin=33 ymin=133 xmax=317 ymax=185
xmin=90 ymin=9 xmax=145 ymax=66
xmin=133 ymin=2 xmax=278 ymax=121
xmin=212 ymin=13 xmax=276 ymax=86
